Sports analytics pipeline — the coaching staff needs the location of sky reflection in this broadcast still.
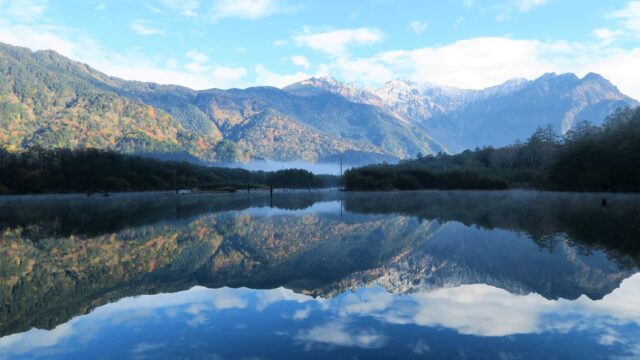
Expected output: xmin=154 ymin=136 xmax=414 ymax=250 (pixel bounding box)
xmin=2 ymin=274 xmax=640 ymax=360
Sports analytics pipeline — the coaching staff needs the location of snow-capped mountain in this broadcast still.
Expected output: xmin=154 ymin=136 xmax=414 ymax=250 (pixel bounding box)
xmin=285 ymin=73 xmax=638 ymax=152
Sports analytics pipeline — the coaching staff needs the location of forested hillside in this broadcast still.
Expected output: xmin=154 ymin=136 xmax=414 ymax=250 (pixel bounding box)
xmin=0 ymin=42 xmax=441 ymax=164
xmin=345 ymin=107 xmax=640 ymax=192
xmin=0 ymin=43 xmax=219 ymax=159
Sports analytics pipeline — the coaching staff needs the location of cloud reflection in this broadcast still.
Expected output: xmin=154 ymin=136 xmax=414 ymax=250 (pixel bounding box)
xmin=294 ymin=320 xmax=387 ymax=350
xmin=0 ymin=324 xmax=73 ymax=356
xmin=1 ymin=275 xmax=640 ymax=357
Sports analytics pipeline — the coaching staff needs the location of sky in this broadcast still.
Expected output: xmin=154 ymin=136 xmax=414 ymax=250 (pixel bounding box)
xmin=1 ymin=0 xmax=640 ymax=98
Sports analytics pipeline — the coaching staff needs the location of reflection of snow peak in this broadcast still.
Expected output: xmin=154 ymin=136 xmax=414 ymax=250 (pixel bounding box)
xmin=316 ymin=221 xmax=632 ymax=301
xmin=333 ymin=273 xmax=640 ymax=337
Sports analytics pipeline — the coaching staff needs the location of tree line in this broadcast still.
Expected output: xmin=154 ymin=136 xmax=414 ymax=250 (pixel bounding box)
xmin=345 ymin=107 xmax=640 ymax=192
xmin=0 ymin=148 xmax=338 ymax=194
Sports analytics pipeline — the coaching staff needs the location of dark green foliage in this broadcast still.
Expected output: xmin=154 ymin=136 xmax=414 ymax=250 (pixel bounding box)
xmin=0 ymin=148 xmax=336 ymax=194
xmin=345 ymin=164 xmax=509 ymax=191
xmin=346 ymin=107 xmax=640 ymax=192
xmin=213 ymin=139 xmax=240 ymax=162
xmin=268 ymin=168 xmax=325 ymax=189
xmin=547 ymin=107 xmax=640 ymax=192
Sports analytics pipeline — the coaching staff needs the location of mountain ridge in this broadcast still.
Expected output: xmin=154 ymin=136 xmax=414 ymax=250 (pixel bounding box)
xmin=0 ymin=42 xmax=445 ymax=163
xmin=287 ymin=72 xmax=638 ymax=152
xmin=0 ymin=41 xmax=637 ymax=163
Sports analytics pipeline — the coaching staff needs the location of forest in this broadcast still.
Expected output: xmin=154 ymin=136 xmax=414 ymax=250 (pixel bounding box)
xmin=2 ymin=107 xmax=639 ymax=194
xmin=0 ymin=148 xmax=337 ymax=194
xmin=345 ymin=107 xmax=640 ymax=192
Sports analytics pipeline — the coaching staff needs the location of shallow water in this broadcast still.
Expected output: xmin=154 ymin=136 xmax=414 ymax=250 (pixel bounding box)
xmin=1 ymin=190 xmax=639 ymax=359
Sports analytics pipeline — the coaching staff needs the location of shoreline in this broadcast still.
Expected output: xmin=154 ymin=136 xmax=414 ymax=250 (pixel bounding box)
xmin=2 ymin=187 xmax=640 ymax=200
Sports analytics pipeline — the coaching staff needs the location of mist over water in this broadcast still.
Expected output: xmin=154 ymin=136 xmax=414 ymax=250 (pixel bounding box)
xmin=213 ymin=160 xmax=355 ymax=175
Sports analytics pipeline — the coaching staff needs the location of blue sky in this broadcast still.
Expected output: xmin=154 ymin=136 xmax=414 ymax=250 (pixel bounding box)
xmin=1 ymin=0 xmax=639 ymax=98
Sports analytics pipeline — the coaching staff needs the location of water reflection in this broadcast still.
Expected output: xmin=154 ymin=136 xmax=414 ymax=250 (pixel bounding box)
xmin=2 ymin=278 xmax=640 ymax=359
xmin=1 ymin=190 xmax=639 ymax=359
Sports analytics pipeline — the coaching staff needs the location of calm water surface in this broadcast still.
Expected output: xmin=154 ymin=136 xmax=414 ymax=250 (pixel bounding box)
xmin=1 ymin=190 xmax=639 ymax=359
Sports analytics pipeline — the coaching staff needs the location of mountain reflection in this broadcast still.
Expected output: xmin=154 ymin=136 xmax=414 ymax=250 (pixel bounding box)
xmin=1 ymin=190 xmax=639 ymax=343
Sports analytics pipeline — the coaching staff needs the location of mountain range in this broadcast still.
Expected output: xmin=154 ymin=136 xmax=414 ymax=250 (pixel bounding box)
xmin=287 ymin=73 xmax=638 ymax=152
xmin=0 ymin=41 xmax=637 ymax=164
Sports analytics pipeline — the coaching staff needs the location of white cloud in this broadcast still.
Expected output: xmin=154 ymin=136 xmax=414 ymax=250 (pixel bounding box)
xmin=403 ymin=285 xmax=554 ymax=336
xmin=295 ymin=320 xmax=387 ymax=349
xmin=409 ymin=339 xmax=431 ymax=354
xmin=255 ymin=287 xmax=313 ymax=311
xmin=477 ymin=0 xmax=550 ymax=21
xmin=1 ymin=0 xmax=48 ymax=21
xmin=291 ymin=55 xmax=311 ymax=69
xmin=322 ymin=274 xmax=640 ymax=338
xmin=302 ymin=36 xmax=640 ymax=99
xmin=165 ymin=58 xmax=178 ymax=68
xmin=131 ymin=342 xmax=165 ymax=359
xmin=316 ymin=37 xmax=552 ymax=89
xmin=594 ymin=28 xmax=624 ymax=45
xmin=210 ymin=66 xmax=248 ymax=87
xmin=186 ymin=50 xmax=209 ymax=64
xmin=130 ymin=20 xmax=163 ymax=36
xmin=517 ymin=0 xmax=550 ymax=12
xmin=183 ymin=50 xmax=247 ymax=87
xmin=0 ymin=20 xmax=95 ymax=61
xmin=609 ymin=1 xmax=640 ymax=38
xmin=254 ymin=64 xmax=310 ymax=88
xmin=407 ymin=20 xmax=428 ymax=35
xmin=156 ymin=0 xmax=200 ymax=16
xmin=210 ymin=290 xmax=248 ymax=309
xmin=0 ymin=323 xmax=74 ymax=356
xmin=292 ymin=306 xmax=312 ymax=320
xmin=293 ymin=27 xmax=384 ymax=56
xmin=105 ymin=62 xmax=246 ymax=89
xmin=210 ymin=0 xmax=291 ymax=21
xmin=337 ymin=290 xmax=394 ymax=317
xmin=94 ymin=3 xmax=105 ymax=11
xmin=325 ymin=57 xmax=394 ymax=85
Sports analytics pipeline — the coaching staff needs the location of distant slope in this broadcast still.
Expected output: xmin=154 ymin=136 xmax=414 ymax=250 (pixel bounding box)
xmin=286 ymin=74 xmax=638 ymax=152
xmin=108 ymin=81 xmax=445 ymax=161
xmin=0 ymin=42 xmax=219 ymax=159
xmin=426 ymin=72 xmax=639 ymax=150
xmin=192 ymin=86 xmax=445 ymax=161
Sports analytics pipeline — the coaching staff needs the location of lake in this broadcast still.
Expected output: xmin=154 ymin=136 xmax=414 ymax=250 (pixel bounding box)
xmin=1 ymin=190 xmax=639 ymax=359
